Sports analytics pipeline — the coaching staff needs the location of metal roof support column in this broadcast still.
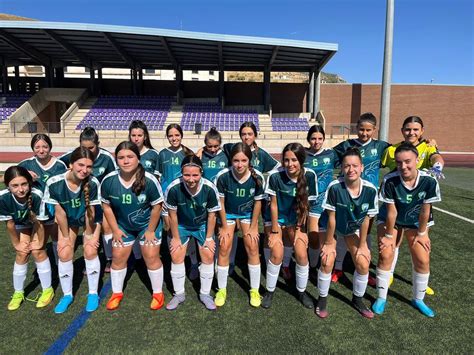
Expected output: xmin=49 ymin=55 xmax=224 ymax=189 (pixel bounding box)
xmin=97 ymin=68 xmax=102 ymax=96
xmin=14 ymin=65 xmax=19 ymax=93
xmin=313 ymin=70 xmax=321 ymax=118
xmin=131 ymin=69 xmax=137 ymax=95
xmin=0 ymin=58 xmax=8 ymax=93
xmin=308 ymin=70 xmax=315 ymax=116
xmin=138 ymin=69 xmax=143 ymax=96
xmin=263 ymin=66 xmax=271 ymax=112
xmin=219 ymin=70 xmax=224 ymax=106
xmin=176 ymin=66 xmax=183 ymax=105
xmin=45 ymin=65 xmax=54 ymax=88
xmin=89 ymin=65 xmax=95 ymax=96
xmin=55 ymin=67 xmax=64 ymax=87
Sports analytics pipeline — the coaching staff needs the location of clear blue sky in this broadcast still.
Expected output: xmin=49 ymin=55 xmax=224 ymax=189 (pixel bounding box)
xmin=1 ymin=0 xmax=472 ymax=84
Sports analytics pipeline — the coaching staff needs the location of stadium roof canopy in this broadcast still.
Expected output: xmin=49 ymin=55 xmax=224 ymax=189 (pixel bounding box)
xmin=0 ymin=21 xmax=338 ymax=72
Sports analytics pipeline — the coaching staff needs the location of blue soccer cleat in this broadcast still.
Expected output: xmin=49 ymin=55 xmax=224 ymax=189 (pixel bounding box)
xmin=412 ymin=299 xmax=435 ymax=318
xmin=372 ymin=298 xmax=387 ymax=315
xmin=54 ymin=295 xmax=74 ymax=314
xmin=86 ymin=293 xmax=100 ymax=312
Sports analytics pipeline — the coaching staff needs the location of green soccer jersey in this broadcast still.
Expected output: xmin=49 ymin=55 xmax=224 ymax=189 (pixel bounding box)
xmin=140 ymin=148 xmax=161 ymax=176
xmin=157 ymin=147 xmax=188 ymax=192
xmin=44 ymin=172 xmax=101 ymax=227
xmin=223 ymin=143 xmax=280 ymax=173
xmin=265 ymin=167 xmax=318 ymax=226
xmin=323 ymin=177 xmax=378 ymax=236
xmin=202 ymin=150 xmax=229 ymax=181
xmin=101 ymin=171 xmax=163 ymax=233
xmin=214 ymin=167 xmax=265 ymax=219
xmin=165 ymin=178 xmax=221 ymax=230
xmin=334 ymin=139 xmax=390 ymax=188
xmin=59 ymin=148 xmax=117 ymax=182
xmin=18 ymin=157 xmax=67 ymax=192
xmin=379 ymin=170 xmax=441 ymax=227
xmin=0 ymin=188 xmax=48 ymax=225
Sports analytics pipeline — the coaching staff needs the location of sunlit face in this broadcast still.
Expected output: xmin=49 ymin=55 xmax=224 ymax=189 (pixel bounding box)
xmin=130 ymin=128 xmax=145 ymax=150
xmin=70 ymin=157 xmax=93 ymax=181
xmin=81 ymin=140 xmax=99 ymax=158
xmin=395 ymin=150 xmax=418 ymax=180
xmin=342 ymin=155 xmax=363 ymax=183
xmin=402 ymin=122 xmax=424 ymax=145
xmin=182 ymin=165 xmax=202 ymax=190
xmin=33 ymin=139 xmax=51 ymax=160
xmin=116 ymin=149 xmax=140 ymax=174
xmin=283 ymin=150 xmax=301 ymax=177
xmin=8 ymin=176 xmax=30 ymax=200
xmin=357 ymin=121 xmax=376 ymax=143
xmin=167 ymin=128 xmax=182 ymax=148
xmin=240 ymin=127 xmax=256 ymax=147
xmin=309 ymin=132 xmax=325 ymax=151
xmin=232 ymin=152 xmax=250 ymax=175
xmin=205 ymin=138 xmax=220 ymax=155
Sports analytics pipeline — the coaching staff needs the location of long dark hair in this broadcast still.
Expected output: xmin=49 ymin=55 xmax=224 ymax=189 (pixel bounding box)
xmin=30 ymin=133 xmax=53 ymax=151
xmin=128 ymin=120 xmax=154 ymax=149
xmin=306 ymin=125 xmax=326 ymax=145
xmin=80 ymin=126 xmax=100 ymax=145
xmin=181 ymin=154 xmax=203 ymax=173
xmin=166 ymin=123 xmax=193 ymax=155
xmin=230 ymin=142 xmax=262 ymax=189
xmin=4 ymin=165 xmax=37 ymax=222
xmin=204 ymin=127 xmax=222 ymax=146
xmin=70 ymin=147 xmax=95 ymax=220
xmin=282 ymin=143 xmax=308 ymax=226
xmin=239 ymin=122 xmax=259 ymax=153
xmin=115 ymin=141 xmax=146 ymax=196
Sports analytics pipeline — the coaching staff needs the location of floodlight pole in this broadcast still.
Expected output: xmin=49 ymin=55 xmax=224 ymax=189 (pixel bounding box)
xmin=379 ymin=0 xmax=394 ymax=142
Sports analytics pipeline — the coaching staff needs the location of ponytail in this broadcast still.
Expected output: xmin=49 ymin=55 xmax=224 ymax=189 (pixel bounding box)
xmin=27 ymin=191 xmax=38 ymax=223
xmin=132 ymin=164 xmax=146 ymax=196
xmin=82 ymin=176 xmax=94 ymax=220
xmin=249 ymin=165 xmax=262 ymax=189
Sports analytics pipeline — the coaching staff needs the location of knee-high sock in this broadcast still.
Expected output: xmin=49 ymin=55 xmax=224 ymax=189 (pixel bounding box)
xmin=282 ymin=247 xmax=293 ymax=268
xmin=102 ymin=234 xmax=113 ymax=261
xmin=229 ymin=234 xmax=238 ymax=265
xmin=199 ymin=263 xmax=214 ymax=295
xmin=216 ymin=265 xmax=229 ymax=290
xmin=111 ymin=267 xmax=127 ymax=294
xmin=85 ymin=256 xmax=100 ymax=294
xmin=295 ymin=263 xmax=309 ymax=292
xmin=265 ymin=260 xmax=281 ymax=292
xmin=35 ymin=258 xmax=52 ymax=290
xmin=334 ymin=238 xmax=347 ymax=270
xmin=376 ymin=268 xmax=391 ymax=300
xmin=148 ymin=266 xmax=164 ymax=293
xmin=13 ymin=262 xmax=28 ymax=292
xmin=413 ymin=270 xmax=430 ymax=300
xmin=390 ymin=247 xmax=399 ymax=274
xmin=308 ymin=247 xmax=320 ymax=268
xmin=170 ymin=262 xmax=186 ymax=295
xmin=187 ymin=239 xmax=198 ymax=265
xmin=318 ymin=269 xmax=331 ymax=298
xmin=353 ymin=271 xmax=368 ymax=297
xmin=58 ymin=260 xmax=74 ymax=296
xmin=248 ymin=263 xmax=261 ymax=290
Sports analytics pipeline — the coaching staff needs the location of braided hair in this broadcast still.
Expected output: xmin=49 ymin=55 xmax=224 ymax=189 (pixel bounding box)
xmin=4 ymin=165 xmax=37 ymax=223
xmin=115 ymin=141 xmax=146 ymax=196
xmin=230 ymin=142 xmax=262 ymax=189
xmin=70 ymin=147 xmax=95 ymax=220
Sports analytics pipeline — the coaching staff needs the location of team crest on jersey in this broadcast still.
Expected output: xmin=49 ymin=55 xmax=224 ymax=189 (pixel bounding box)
xmin=323 ymin=157 xmax=330 ymax=164
xmin=98 ymin=167 xmax=105 ymax=175
xmin=362 ymin=203 xmax=369 ymax=212
xmin=250 ymin=188 xmax=255 ymax=195
xmin=220 ymin=162 xmax=226 ymax=168
xmin=137 ymin=194 xmax=146 ymax=203
xmin=145 ymin=160 xmax=152 ymax=168
xmin=371 ymin=148 xmax=378 ymax=156
xmin=418 ymin=191 xmax=426 ymax=200
xmin=202 ymin=202 xmax=208 ymax=207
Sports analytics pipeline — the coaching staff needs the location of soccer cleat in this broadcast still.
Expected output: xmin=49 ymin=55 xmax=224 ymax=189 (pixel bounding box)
xmin=104 ymin=261 xmax=112 ymax=273
xmin=249 ymin=288 xmax=262 ymax=308
xmin=372 ymin=298 xmax=387 ymax=315
xmin=281 ymin=266 xmax=292 ymax=281
xmin=352 ymin=295 xmax=374 ymax=319
xmin=298 ymin=291 xmax=314 ymax=309
xmin=412 ymin=299 xmax=435 ymax=317
xmin=368 ymin=275 xmax=376 ymax=287
xmin=54 ymin=295 xmax=74 ymax=314
xmin=331 ymin=269 xmax=343 ymax=283
xmin=261 ymin=291 xmax=274 ymax=309
xmin=150 ymin=292 xmax=165 ymax=310
xmin=189 ymin=263 xmax=199 ymax=281
xmin=389 ymin=274 xmax=394 ymax=287
xmin=106 ymin=292 xmax=123 ymax=311
xmin=8 ymin=291 xmax=25 ymax=311
xmin=166 ymin=293 xmax=185 ymax=311
xmin=426 ymin=286 xmax=435 ymax=296
xmin=200 ymin=294 xmax=216 ymax=310
xmin=315 ymin=296 xmax=329 ymax=318
xmin=36 ymin=287 xmax=54 ymax=308
xmin=214 ymin=288 xmax=227 ymax=307
xmin=86 ymin=293 xmax=100 ymax=312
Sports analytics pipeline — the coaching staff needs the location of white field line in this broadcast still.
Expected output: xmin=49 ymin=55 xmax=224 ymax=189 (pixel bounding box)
xmin=433 ymin=206 xmax=474 ymax=224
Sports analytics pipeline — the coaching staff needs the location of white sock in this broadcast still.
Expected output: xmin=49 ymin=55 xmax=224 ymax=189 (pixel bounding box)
xmin=282 ymin=247 xmax=293 ymax=268
xmin=376 ymin=268 xmax=391 ymax=300
xmin=85 ymin=256 xmax=101 ymax=294
xmin=335 ymin=238 xmax=347 ymax=270
xmin=263 ymin=248 xmax=271 ymax=265
xmin=353 ymin=271 xmax=368 ymax=297
xmin=58 ymin=260 xmax=74 ymax=296
xmin=132 ymin=241 xmax=142 ymax=260
xmin=318 ymin=269 xmax=331 ymax=297
xmin=13 ymin=262 xmax=28 ymax=292
xmin=102 ymin=234 xmax=113 ymax=260
xmin=199 ymin=263 xmax=214 ymax=295
xmin=229 ymin=234 xmax=238 ymax=265
xmin=111 ymin=267 xmax=127 ymax=293
xmin=265 ymin=260 xmax=281 ymax=292
xmin=52 ymin=241 xmax=59 ymax=264
xmin=248 ymin=264 xmax=261 ymax=290
xmin=308 ymin=247 xmax=320 ymax=268
xmin=390 ymin=247 xmax=399 ymax=274
xmin=295 ymin=263 xmax=309 ymax=292
xmin=35 ymin=258 xmax=52 ymax=289
xmin=148 ymin=267 xmax=164 ymax=293
xmin=413 ymin=270 xmax=430 ymax=300
xmin=187 ymin=239 xmax=198 ymax=265
xmin=171 ymin=262 xmax=186 ymax=295
xmin=216 ymin=265 xmax=229 ymax=290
